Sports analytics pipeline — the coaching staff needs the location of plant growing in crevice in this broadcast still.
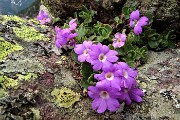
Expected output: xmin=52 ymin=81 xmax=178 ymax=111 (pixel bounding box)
xmin=37 ymin=5 xmax=177 ymax=114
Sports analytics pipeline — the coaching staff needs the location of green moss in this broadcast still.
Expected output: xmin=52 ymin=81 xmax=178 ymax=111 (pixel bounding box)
xmin=51 ymin=87 xmax=80 ymax=108
xmin=13 ymin=25 xmax=50 ymax=42
xmin=16 ymin=73 xmax=38 ymax=81
xmin=0 ymin=75 xmax=18 ymax=89
xmin=0 ymin=37 xmax=23 ymax=62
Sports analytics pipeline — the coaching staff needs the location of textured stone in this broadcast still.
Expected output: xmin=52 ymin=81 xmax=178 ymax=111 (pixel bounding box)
xmin=124 ymin=0 xmax=180 ymax=36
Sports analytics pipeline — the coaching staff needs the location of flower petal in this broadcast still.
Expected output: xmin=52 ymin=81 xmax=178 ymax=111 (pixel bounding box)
xmin=78 ymin=54 xmax=86 ymax=62
xmin=83 ymin=41 xmax=92 ymax=48
xmin=124 ymin=93 xmax=132 ymax=105
xmin=130 ymin=93 xmax=143 ymax=103
xmin=132 ymin=88 xmax=144 ymax=96
xmin=97 ymin=99 xmax=107 ymax=113
xmin=138 ymin=16 xmax=149 ymax=27
xmin=94 ymin=73 xmax=105 ymax=81
xmin=107 ymin=98 xmax=120 ymax=112
xmin=130 ymin=10 xmax=140 ymax=21
xmin=74 ymin=44 xmax=85 ymax=54
xmin=92 ymin=98 xmax=100 ymax=110
xmin=134 ymin=25 xmax=142 ymax=35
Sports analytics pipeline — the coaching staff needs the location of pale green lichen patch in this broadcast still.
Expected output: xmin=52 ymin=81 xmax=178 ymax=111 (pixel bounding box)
xmin=16 ymin=73 xmax=38 ymax=81
xmin=30 ymin=108 xmax=41 ymax=120
xmin=51 ymin=87 xmax=80 ymax=108
xmin=0 ymin=75 xmax=18 ymax=89
xmin=0 ymin=88 xmax=7 ymax=98
xmin=0 ymin=37 xmax=23 ymax=62
xmin=13 ymin=25 xmax=50 ymax=42
xmin=1 ymin=15 xmax=25 ymax=25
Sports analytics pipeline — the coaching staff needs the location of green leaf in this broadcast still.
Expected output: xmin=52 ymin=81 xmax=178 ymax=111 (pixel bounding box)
xmin=117 ymin=47 xmax=125 ymax=56
xmin=124 ymin=44 xmax=134 ymax=52
xmin=168 ymin=40 xmax=176 ymax=48
xmin=126 ymin=60 xmax=135 ymax=68
xmin=126 ymin=32 xmax=134 ymax=44
xmin=81 ymin=5 xmax=89 ymax=13
xmin=80 ymin=62 xmax=93 ymax=79
xmin=127 ymin=50 xmax=136 ymax=60
xmin=80 ymin=74 xmax=95 ymax=89
xmin=79 ymin=5 xmax=94 ymax=24
xmin=108 ymin=44 xmax=114 ymax=50
xmin=122 ymin=7 xmax=129 ymax=15
xmin=145 ymin=13 xmax=153 ymax=24
xmin=63 ymin=23 xmax=69 ymax=28
xmin=114 ymin=17 xmax=122 ymax=25
xmin=148 ymin=40 xmax=159 ymax=48
xmin=80 ymin=62 xmax=95 ymax=88
xmin=88 ymin=35 xmax=96 ymax=41
xmin=96 ymin=36 xmax=104 ymax=42
xmin=71 ymin=50 xmax=78 ymax=62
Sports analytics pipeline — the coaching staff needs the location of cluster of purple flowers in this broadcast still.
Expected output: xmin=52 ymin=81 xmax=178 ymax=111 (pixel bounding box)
xmin=55 ymin=19 xmax=78 ymax=48
xmin=37 ymin=10 xmax=51 ymax=25
xmin=129 ymin=10 xmax=149 ymax=35
xmin=36 ymin=8 xmax=147 ymax=114
xmin=74 ymin=41 xmax=144 ymax=113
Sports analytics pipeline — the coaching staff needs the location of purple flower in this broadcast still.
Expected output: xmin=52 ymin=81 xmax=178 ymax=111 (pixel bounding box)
xmin=88 ymin=83 xmax=121 ymax=113
xmin=74 ymin=41 xmax=93 ymax=62
xmin=94 ymin=64 xmax=121 ymax=90
xmin=89 ymin=43 xmax=119 ymax=71
xmin=55 ymin=18 xmax=78 ymax=48
xmin=115 ymin=62 xmax=137 ymax=88
xmin=118 ymin=86 xmax=144 ymax=105
xmin=37 ymin=10 xmax=51 ymax=24
xmin=69 ymin=18 xmax=77 ymax=31
xmin=129 ymin=10 xmax=149 ymax=35
xmin=55 ymin=26 xmax=68 ymax=48
xmin=112 ymin=33 xmax=127 ymax=48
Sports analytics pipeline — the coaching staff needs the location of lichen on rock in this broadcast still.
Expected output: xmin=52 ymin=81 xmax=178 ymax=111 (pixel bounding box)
xmin=13 ymin=25 xmax=50 ymax=42
xmin=1 ymin=15 xmax=25 ymax=25
xmin=16 ymin=73 xmax=38 ymax=81
xmin=51 ymin=87 xmax=80 ymax=108
xmin=0 ymin=75 xmax=18 ymax=89
xmin=0 ymin=36 xmax=23 ymax=62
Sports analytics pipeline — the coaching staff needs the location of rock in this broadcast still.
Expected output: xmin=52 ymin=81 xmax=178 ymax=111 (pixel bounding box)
xmin=124 ymin=0 xmax=180 ymax=37
xmin=41 ymin=0 xmax=126 ymax=23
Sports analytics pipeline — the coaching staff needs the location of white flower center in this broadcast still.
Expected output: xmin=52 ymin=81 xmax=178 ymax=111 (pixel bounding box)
xmin=98 ymin=54 xmax=106 ymax=62
xmin=123 ymin=70 xmax=128 ymax=79
xmin=100 ymin=91 xmax=109 ymax=99
xmin=105 ymin=72 xmax=114 ymax=81
xmin=83 ymin=49 xmax=89 ymax=56
xmin=133 ymin=20 xmax=138 ymax=27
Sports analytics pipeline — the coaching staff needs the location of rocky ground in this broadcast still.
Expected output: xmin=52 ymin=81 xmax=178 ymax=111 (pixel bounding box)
xmin=0 ymin=15 xmax=179 ymax=120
